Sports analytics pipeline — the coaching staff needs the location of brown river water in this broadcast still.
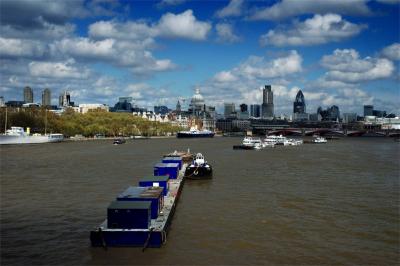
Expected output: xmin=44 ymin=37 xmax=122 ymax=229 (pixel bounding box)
xmin=1 ymin=137 xmax=399 ymax=265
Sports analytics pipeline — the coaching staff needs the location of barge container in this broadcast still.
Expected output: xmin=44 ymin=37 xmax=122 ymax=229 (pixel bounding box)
xmin=154 ymin=163 xmax=179 ymax=179
xmin=90 ymin=154 xmax=188 ymax=248
xmin=107 ymin=201 xmax=151 ymax=229
xmin=138 ymin=175 xmax=169 ymax=196
xmin=117 ymin=186 xmax=163 ymax=219
xmin=162 ymin=157 xmax=183 ymax=170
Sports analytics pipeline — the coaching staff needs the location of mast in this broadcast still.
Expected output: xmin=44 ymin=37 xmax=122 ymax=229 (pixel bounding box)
xmin=4 ymin=106 xmax=7 ymax=134
xmin=4 ymin=107 xmax=7 ymax=133
xmin=44 ymin=108 xmax=47 ymax=135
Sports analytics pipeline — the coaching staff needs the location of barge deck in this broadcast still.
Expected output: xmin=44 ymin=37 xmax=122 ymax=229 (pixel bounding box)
xmin=90 ymin=160 xmax=187 ymax=248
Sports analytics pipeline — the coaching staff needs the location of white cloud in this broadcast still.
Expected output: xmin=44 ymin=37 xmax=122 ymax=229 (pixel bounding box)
xmin=215 ymin=0 xmax=244 ymax=18
xmin=53 ymin=38 xmax=115 ymax=60
xmin=89 ymin=10 xmax=211 ymax=42
xmin=0 ymin=38 xmax=47 ymax=58
xmin=213 ymin=71 xmax=237 ymax=82
xmin=235 ymin=50 xmax=302 ymax=79
xmin=29 ymin=59 xmax=90 ymax=79
xmin=51 ymin=37 xmax=176 ymax=75
xmin=215 ymin=23 xmax=240 ymax=43
xmin=156 ymin=10 xmax=211 ymax=41
xmin=260 ymin=14 xmax=366 ymax=47
xmin=157 ymin=0 xmax=186 ymax=8
xmin=0 ymin=22 xmax=75 ymax=40
xmin=381 ymin=43 xmax=400 ymax=61
xmin=321 ymin=49 xmax=395 ymax=82
xmin=89 ymin=20 xmax=156 ymax=41
xmin=249 ymin=0 xmax=371 ymax=21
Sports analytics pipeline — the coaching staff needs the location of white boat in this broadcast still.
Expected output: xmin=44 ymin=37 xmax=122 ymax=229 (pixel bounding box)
xmin=283 ymin=138 xmax=303 ymax=146
xmin=177 ymin=127 xmax=214 ymax=138
xmin=312 ymin=136 xmax=327 ymax=143
xmin=264 ymin=135 xmax=286 ymax=146
xmin=242 ymin=137 xmax=262 ymax=147
xmin=0 ymin=127 xmax=64 ymax=145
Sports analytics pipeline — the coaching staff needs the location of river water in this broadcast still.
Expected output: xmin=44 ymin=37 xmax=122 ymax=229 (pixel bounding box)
xmin=1 ymin=137 xmax=399 ymax=265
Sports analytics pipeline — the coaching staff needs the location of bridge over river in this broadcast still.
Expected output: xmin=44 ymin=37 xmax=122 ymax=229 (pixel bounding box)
xmin=252 ymin=126 xmax=400 ymax=137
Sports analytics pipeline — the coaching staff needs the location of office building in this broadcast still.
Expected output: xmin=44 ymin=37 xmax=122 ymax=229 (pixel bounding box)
xmin=250 ymin=104 xmax=261 ymax=118
xmin=224 ymin=103 xmax=235 ymax=118
xmin=42 ymin=88 xmax=51 ymax=106
xmin=293 ymin=90 xmax=306 ymax=114
xmin=113 ymin=97 xmax=133 ymax=112
xmin=261 ymin=85 xmax=274 ymax=118
xmin=59 ymin=91 xmax=71 ymax=107
xmin=343 ymin=113 xmax=357 ymax=123
xmin=317 ymin=105 xmax=340 ymax=121
xmin=364 ymin=105 xmax=373 ymax=117
xmin=23 ymin=86 xmax=33 ymax=103
xmin=154 ymin=105 xmax=169 ymax=115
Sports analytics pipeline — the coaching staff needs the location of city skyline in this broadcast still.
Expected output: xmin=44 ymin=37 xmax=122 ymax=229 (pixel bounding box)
xmin=0 ymin=0 xmax=399 ymax=115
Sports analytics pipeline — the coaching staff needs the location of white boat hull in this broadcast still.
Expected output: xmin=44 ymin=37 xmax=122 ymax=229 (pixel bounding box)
xmin=0 ymin=135 xmax=64 ymax=145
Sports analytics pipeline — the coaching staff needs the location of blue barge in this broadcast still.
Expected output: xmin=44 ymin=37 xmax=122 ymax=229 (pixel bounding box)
xmin=90 ymin=153 xmax=187 ymax=248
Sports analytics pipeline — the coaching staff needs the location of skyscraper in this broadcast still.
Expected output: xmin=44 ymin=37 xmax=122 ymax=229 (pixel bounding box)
xmin=23 ymin=86 xmax=33 ymax=103
xmin=59 ymin=91 xmax=71 ymax=107
xmin=239 ymin=103 xmax=248 ymax=112
xmin=224 ymin=103 xmax=235 ymax=118
xmin=250 ymin=104 xmax=261 ymax=118
xmin=293 ymin=90 xmax=306 ymax=113
xmin=42 ymin=88 xmax=51 ymax=106
xmin=364 ymin=105 xmax=373 ymax=116
xmin=261 ymin=85 xmax=274 ymax=118
xmin=176 ymin=100 xmax=181 ymax=112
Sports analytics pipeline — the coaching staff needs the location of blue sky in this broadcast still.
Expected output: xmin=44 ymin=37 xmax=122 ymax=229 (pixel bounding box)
xmin=0 ymin=0 xmax=399 ymax=115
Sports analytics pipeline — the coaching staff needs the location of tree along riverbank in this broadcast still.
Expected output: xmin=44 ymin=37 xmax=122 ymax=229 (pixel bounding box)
xmin=0 ymin=108 xmax=182 ymax=137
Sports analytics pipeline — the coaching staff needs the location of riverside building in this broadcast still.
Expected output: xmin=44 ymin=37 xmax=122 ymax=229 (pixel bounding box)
xmin=261 ymin=85 xmax=274 ymax=119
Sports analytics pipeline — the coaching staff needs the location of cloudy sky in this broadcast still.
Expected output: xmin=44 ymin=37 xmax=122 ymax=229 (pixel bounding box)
xmin=0 ymin=0 xmax=399 ymax=115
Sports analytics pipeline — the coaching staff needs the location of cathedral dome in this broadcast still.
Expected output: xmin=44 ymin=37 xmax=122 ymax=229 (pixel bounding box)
xmin=191 ymin=88 xmax=205 ymax=106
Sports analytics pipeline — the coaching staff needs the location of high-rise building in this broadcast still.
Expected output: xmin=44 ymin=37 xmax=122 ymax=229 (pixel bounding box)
xmin=112 ymin=97 xmax=133 ymax=112
xmin=224 ymin=103 xmax=235 ymax=118
xmin=343 ymin=113 xmax=357 ymax=123
xmin=176 ymin=100 xmax=181 ymax=112
xmin=42 ymin=88 xmax=51 ymax=106
xmin=317 ymin=105 xmax=340 ymax=121
xmin=261 ymin=85 xmax=274 ymax=118
xmin=154 ymin=105 xmax=169 ymax=115
xmin=59 ymin=91 xmax=71 ymax=107
xmin=293 ymin=90 xmax=306 ymax=113
xmin=372 ymin=110 xmax=386 ymax=117
xmin=250 ymin=104 xmax=261 ymax=118
xmin=238 ymin=103 xmax=249 ymax=119
xmin=364 ymin=105 xmax=373 ymax=117
xmin=239 ymin=103 xmax=248 ymax=112
xmin=23 ymin=86 xmax=33 ymax=103
xmin=0 ymin=96 xmax=5 ymax=107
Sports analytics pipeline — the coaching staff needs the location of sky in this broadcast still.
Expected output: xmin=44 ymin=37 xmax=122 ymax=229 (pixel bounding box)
xmin=0 ymin=0 xmax=399 ymax=116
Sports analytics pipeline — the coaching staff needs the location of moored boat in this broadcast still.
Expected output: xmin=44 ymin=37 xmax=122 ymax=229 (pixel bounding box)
xmin=0 ymin=127 xmax=64 ymax=145
xmin=113 ymin=138 xmax=126 ymax=145
xmin=184 ymin=153 xmax=213 ymax=179
xmin=312 ymin=136 xmax=327 ymax=143
xmin=177 ymin=127 xmax=214 ymax=138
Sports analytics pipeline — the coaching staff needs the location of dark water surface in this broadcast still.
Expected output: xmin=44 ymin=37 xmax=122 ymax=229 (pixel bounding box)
xmin=1 ymin=137 xmax=399 ymax=265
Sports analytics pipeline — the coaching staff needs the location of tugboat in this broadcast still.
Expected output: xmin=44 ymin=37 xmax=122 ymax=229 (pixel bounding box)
xmin=184 ymin=153 xmax=213 ymax=179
